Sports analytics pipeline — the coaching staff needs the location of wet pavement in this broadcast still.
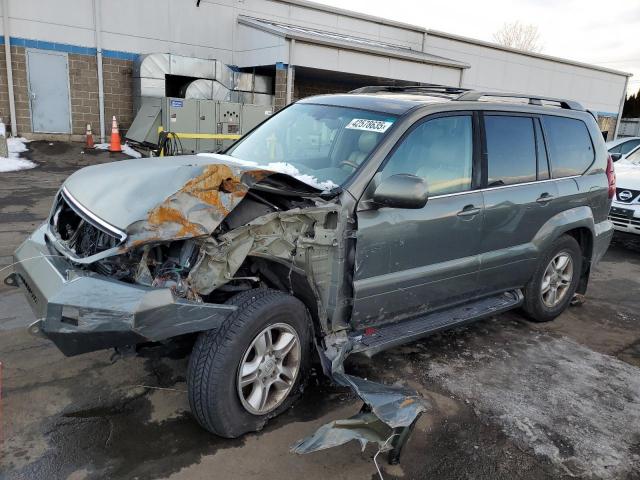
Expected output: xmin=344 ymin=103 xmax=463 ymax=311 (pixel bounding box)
xmin=1 ymin=141 xmax=640 ymax=479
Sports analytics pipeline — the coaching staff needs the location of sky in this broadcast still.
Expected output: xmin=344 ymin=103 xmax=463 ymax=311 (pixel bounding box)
xmin=314 ymin=0 xmax=640 ymax=96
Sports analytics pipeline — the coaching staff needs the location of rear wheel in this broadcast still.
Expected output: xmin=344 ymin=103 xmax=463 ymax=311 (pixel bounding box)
xmin=187 ymin=289 xmax=311 ymax=437
xmin=523 ymin=235 xmax=582 ymax=323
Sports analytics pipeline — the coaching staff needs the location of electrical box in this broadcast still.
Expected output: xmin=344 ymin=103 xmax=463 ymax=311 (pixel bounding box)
xmin=242 ymin=104 xmax=272 ymax=133
xmin=127 ymin=96 xmax=274 ymax=154
xmin=217 ymin=102 xmax=241 ymax=151
xmin=162 ymin=98 xmax=199 ymax=154
xmin=197 ymin=100 xmax=217 ymax=153
xmin=125 ymin=97 xmax=162 ymax=145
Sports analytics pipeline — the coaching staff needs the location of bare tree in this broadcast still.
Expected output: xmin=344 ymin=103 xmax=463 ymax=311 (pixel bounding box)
xmin=493 ymin=21 xmax=543 ymax=53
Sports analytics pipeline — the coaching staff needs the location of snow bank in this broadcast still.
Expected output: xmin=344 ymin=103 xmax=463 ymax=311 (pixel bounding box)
xmin=197 ymin=153 xmax=338 ymax=190
xmin=95 ymin=142 xmax=142 ymax=159
xmin=0 ymin=137 xmax=36 ymax=173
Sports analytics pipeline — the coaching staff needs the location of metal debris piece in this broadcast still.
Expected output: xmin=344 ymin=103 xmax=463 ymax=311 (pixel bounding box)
xmin=293 ymin=335 xmax=429 ymax=464
xmin=291 ymin=411 xmax=393 ymax=453
xmin=334 ymin=373 xmax=428 ymax=429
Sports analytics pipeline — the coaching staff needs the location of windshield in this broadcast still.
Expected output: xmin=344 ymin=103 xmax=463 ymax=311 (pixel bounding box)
xmin=619 ymin=146 xmax=640 ymax=167
xmin=227 ymin=103 xmax=397 ymax=189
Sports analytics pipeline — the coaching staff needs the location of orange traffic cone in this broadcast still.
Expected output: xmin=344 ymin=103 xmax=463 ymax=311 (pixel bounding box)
xmin=85 ymin=123 xmax=94 ymax=149
xmin=108 ymin=116 xmax=122 ymax=153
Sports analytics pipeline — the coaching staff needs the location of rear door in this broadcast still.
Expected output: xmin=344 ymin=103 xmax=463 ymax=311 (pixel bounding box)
xmin=478 ymin=113 xmax=561 ymax=292
xmin=352 ymin=112 xmax=484 ymax=327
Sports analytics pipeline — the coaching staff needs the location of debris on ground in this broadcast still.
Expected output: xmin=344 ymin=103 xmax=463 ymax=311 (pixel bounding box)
xmin=292 ymin=334 xmax=429 ymax=463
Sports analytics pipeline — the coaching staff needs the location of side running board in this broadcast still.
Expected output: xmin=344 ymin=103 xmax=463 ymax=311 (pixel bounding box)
xmin=349 ymin=290 xmax=524 ymax=357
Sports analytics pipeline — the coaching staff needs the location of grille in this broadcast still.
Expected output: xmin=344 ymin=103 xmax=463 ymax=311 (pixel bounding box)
xmin=615 ymin=188 xmax=640 ymax=203
xmin=50 ymin=192 xmax=123 ymax=258
xmin=608 ymin=212 xmax=640 ymax=232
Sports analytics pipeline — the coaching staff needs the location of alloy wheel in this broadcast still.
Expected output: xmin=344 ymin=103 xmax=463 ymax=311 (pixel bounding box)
xmin=540 ymin=251 xmax=574 ymax=308
xmin=236 ymin=323 xmax=301 ymax=415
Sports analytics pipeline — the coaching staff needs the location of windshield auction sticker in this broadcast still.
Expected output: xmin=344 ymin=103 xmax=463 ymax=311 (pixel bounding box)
xmin=345 ymin=118 xmax=394 ymax=133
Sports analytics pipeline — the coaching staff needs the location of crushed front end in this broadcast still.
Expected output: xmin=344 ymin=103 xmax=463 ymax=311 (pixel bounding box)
xmin=6 ymin=157 xmax=342 ymax=356
xmin=7 ymin=215 xmax=236 ymax=356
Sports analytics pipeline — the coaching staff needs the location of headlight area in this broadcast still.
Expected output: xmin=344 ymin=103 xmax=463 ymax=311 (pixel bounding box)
xmin=93 ymin=239 xmax=201 ymax=300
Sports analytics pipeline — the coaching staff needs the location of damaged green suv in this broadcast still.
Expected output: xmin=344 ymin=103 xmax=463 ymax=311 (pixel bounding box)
xmin=6 ymin=86 xmax=614 ymax=456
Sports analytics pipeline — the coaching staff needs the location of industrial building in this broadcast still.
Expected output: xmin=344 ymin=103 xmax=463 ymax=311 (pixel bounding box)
xmin=0 ymin=0 xmax=631 ymax=145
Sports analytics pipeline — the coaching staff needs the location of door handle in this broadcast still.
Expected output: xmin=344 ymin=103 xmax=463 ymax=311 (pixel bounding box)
xmin=457 ymin=205 xmax=481 ymax=217
xmin=536 ymin=193 xmax=554 ymax=204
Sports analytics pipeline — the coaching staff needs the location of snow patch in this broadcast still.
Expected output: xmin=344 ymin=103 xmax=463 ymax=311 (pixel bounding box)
xmin=95 ymin=142 xmax=142 ymax=159
xmin=0 ymin=137 xmax=36 ymax=173
xmin=197 ymin=153 xmax=338 ymax=190
xmin=427 ymin=331 xmax=640 ymax=478
xmin=264 ymin=162 xmax=338 ymax=190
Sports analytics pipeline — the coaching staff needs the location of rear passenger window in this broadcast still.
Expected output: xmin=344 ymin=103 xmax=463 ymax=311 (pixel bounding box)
xmin=542 ymin=116 xmax=594 ymax=177
xmin=485 ymin=115 xmax=536 ymax=186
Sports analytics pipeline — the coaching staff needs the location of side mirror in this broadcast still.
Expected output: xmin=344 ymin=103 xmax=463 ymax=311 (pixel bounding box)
xmin=611 ymin=153 xmax=623 ymax=162
xmin=372 ymin=174 xmax=428 ymax=209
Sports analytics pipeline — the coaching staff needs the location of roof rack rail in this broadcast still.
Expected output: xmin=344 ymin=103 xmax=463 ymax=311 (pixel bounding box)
xmin=455 ymin=91 xmax=584 ymax=111
xmin=350 ymin=85 xmax=470 ymax=95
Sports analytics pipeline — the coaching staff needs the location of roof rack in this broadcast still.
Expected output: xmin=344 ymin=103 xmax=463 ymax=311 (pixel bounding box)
xmin=454 ymin=91 xmax=584 ymax=111
xmin=349 ymin=85 xmax=469 ymax=95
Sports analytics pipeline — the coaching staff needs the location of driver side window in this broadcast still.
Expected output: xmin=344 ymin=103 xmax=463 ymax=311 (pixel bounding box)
xmin=381 ymin=115 xmax=473 ymax=196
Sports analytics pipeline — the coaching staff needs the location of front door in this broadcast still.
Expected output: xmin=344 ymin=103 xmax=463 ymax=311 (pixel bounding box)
xmin=352 ymin=113 xmax=484 ymax=327
xmin=27 ymin=49 xmax=71 ymax=133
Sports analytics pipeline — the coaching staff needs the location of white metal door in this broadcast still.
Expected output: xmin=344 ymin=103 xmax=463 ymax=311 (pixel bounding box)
xmin=26 ymin=49 xmax=71 ymax=133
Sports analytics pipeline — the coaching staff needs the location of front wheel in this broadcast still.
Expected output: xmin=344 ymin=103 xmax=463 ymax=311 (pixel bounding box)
xmin=522 ymin=234 xmax=582 ymax=323
xmin=187 ymin=289 xmax=311 ymax=437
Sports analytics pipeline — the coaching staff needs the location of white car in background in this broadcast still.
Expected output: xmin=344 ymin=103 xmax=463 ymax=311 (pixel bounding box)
xmin=609 ymin=145 xmax=640 ymax=235
xmin=606 ymin=136 xmax=640 ymax=160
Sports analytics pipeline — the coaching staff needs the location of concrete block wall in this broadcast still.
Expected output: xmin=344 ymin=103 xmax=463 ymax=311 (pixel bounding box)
xmin=294 ymin=76 xmax=352 ymax=100
xmin=102 ymin=57 xmax=134 ymax=133
xmin=274 ymin=65 xmax=288 ymax=112
xmin=0 ymin=45 xmax=30 ymax=135
xmin=69 ymin=53 xmax=99 ymax=136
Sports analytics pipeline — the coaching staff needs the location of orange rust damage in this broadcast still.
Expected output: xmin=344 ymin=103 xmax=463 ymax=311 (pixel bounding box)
xmin=177 ymin=164 xmax=247 ymax=215
xmin=140 ymin=164 xmax=274 ymax=241
xmin=147 ymin=205 xmax=204 ymax=237
xmin=130 ymin=236 xmax=161 ymax=248
xmin=242 ymin=169 xmax=273 ymax=184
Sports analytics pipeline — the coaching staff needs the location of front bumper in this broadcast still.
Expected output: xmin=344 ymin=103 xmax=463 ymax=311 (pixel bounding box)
xmin=5 ymin=224 xmax=236 ymax=356
xmin=609 ymin=202 xmax=640 ymax=236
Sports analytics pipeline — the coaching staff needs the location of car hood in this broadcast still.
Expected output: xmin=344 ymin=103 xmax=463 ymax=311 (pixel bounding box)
xmin=615 ymin=163 xmax=640 ymax=190
xmin=63 ymin=154 xmax=323 ymax=248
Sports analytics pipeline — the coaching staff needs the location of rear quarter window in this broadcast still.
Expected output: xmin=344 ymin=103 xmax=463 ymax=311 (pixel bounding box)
xmin=542 ymin=116 xmax=594 ymax=177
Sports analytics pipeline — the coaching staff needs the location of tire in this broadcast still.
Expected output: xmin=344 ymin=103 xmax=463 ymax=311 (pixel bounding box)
xmin=187 ymin=288 xmax=311 ymax=438
xmin=522 ymin=234 xmax=583 ymax=323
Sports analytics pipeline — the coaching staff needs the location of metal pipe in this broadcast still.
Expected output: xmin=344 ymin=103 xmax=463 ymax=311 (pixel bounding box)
xmin=2 ymin=0 xmax=17 ymax=137
xmin=613 ymin=76 xmax=629 ymax=141
xmin=93 ymin=0 xmax=105 ymax=143
xmin=286 ymin=39 xmax=295 ymax=105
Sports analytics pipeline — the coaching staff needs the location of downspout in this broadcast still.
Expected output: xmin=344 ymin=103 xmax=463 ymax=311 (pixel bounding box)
xmin=613 ymin=75 xmax=629 ymax=141
xmin=286 ymin=38 xmax=295 ymax=105
xmin=2 ymin=0 xmax=17 ymax=137
xmin=93 ymin=0 xmax=105 ymax=143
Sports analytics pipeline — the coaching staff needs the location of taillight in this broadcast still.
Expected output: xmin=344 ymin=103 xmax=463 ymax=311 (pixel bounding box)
xmin=606 ymin=154 xmax=616 ymax=199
